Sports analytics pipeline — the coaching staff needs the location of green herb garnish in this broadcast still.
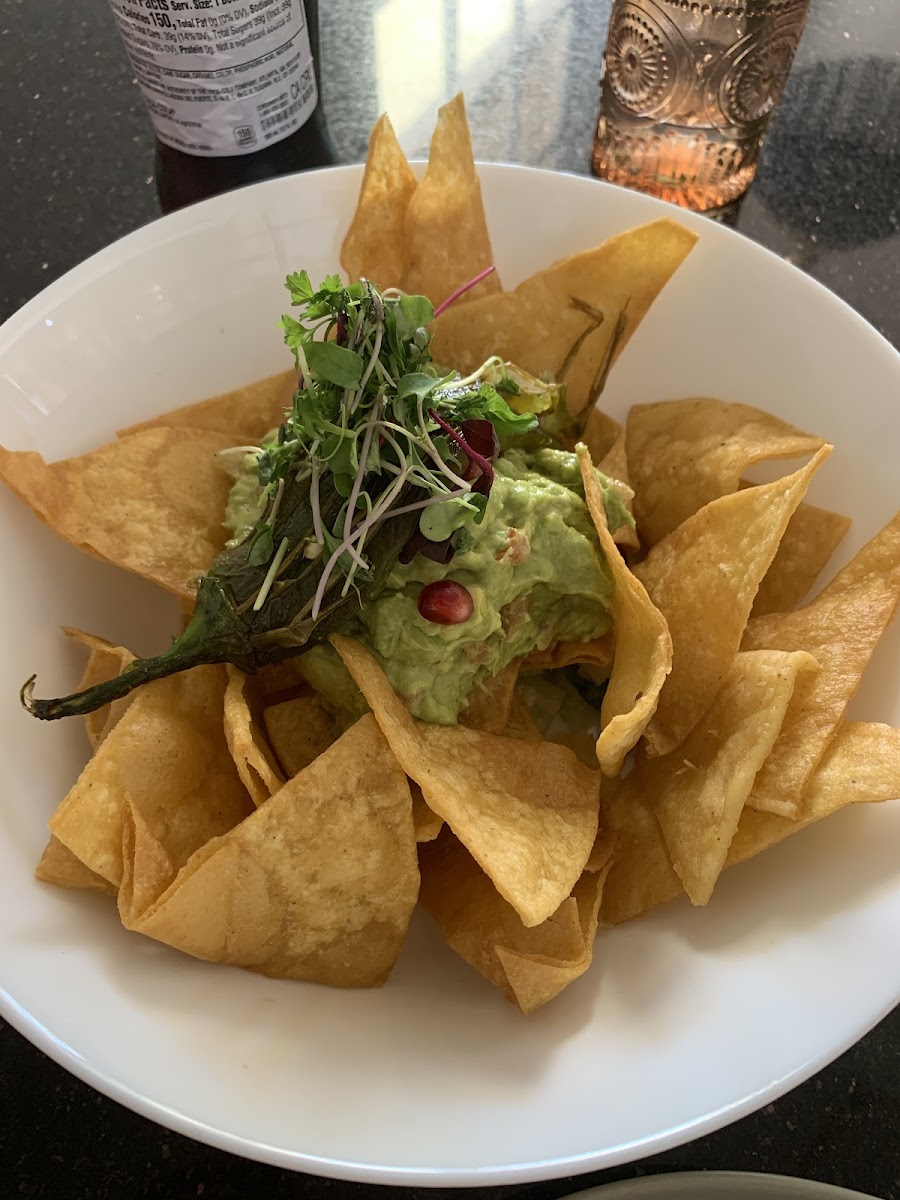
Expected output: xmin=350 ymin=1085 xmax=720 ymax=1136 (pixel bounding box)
xmin=23 ymin=272 xmax=538 ymax=721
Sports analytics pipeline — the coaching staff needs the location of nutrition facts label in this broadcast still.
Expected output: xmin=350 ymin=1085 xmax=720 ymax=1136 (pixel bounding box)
xmin=108 ymin=0 xmax=317 ymax=156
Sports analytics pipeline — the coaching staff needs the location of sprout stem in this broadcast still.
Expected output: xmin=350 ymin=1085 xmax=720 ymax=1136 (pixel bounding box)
xmin=253 ymin=537 xmax=290 ymax=611
xmin=433 ymin=265 xmax=497 ymax=318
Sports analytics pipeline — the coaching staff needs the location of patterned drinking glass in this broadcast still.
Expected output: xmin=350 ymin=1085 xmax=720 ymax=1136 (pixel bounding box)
xmin=592 ymin=0 xmax=811 ymax=211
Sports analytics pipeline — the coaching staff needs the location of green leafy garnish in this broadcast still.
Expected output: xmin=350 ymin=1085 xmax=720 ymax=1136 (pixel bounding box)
xmin=305 ymin=341 xmax=363 ymax=388
xmin=23 ymin=274 xmax=541 ymax=722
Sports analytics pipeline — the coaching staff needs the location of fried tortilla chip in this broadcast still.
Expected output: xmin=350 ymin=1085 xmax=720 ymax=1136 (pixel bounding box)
xmin=634 ymin=447 xmax=831 ymax=757
xmin=35 ymin=835 xmax=115 ymax=895
xmin=223 ymin=666 xmax=284 ymax=807
xmin=341 ymin=113 xmax=417 ymax=289
xmin=124 ymin=714 xmax=419 ymax=987
xmin=403 ymin=93 xmax=500 ymax=306
xmin=262 ymin=692 xmax=337 ymax=778
xmin=728 ymin=721 xmax=900 ymax=862
xmin=577 ymin=446 xmax=671 ymax=775
xmin=582 ymin=406 xmax=622 ymax=464
xmin=599 ymin=779 xmax=683 ymax=925
xmin=504 ymin=691 xmax=545 ymax=743
xmin=626 ymin=398 xmax=825 ymax=546
xmin=601 ymin=721 xmax=900 ymax=924
xmin=0 ymin=428 xmax=235 ymax=602
xmin=431 ymin=219 xmax=697 ymax=416
xmin=459 ymin=659 xmax=521 ymax=734
xmin=823 ymin=511 xmax=900 ymax=590
xmin=120 ymin=371 xmax=296 ymax=443
xmin=592 ymin=426 xmax=640 ymax=551
xmin=744 ymin=514 xmax=900 ymax=816
xmin=597 ymin=431 xmax=629 ymax=487
xmin=495 ymin=870 xmax=612 ymax=1013
xmin=752 ymin=500 xmax=852 ymax=617
xmin=523 ymin=634 xmax=614 ymax=673
xmin=420 ymin=829 xmax=614 ymax=1013
xmin=255 ymin=657 xmax=310 ymax=700
xmin=411 ymin=784 xmax=443 ymax=843
xmin=645 ymin=649 xmax=818 ymax=904
xmin=331 ymin=636 xmax=600 ymax=928
xmin=117 ymin=800 xmax=182 ymax=924
xmin=50 ymin=665 xmax=252 ymax=888
xmin=63 ymin=628 xmax=137 ymax=751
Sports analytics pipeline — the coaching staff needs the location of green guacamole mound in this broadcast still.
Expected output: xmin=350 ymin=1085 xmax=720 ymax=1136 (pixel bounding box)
xmin=223 ymin=446 xmax=629 ymax=725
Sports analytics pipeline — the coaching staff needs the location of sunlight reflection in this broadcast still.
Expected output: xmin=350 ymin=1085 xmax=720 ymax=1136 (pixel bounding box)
xmin=374 ymin=2 xmax=446 ymax=138
xmin=373 ymin=0 xmax=558 ymax=154
xmin=458 ymin=0 xmax=514 ymax=75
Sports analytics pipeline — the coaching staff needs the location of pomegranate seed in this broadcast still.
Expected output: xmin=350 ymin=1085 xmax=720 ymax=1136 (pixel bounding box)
xmin=417 ymin=580 xmax=474 ymax=625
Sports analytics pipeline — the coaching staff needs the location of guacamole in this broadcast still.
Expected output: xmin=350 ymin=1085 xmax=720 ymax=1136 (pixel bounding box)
xmin=222 ymin=436 xmax=277 ymax=547
xmin=224 ymin=444 xmax=624 ymax=725
xmin=358 ymin=450 xmax=614 ymax=722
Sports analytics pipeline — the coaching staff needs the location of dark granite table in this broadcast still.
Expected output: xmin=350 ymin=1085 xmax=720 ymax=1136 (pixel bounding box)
xmin=1 ymin=1 xmax=898 ymax=1197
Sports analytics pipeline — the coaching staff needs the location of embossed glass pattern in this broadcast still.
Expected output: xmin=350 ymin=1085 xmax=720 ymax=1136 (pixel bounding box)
xmin=593 ymin=0 xmax=811 ymax=211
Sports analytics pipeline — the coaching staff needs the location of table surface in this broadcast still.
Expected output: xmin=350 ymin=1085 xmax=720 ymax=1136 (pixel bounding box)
xmin=1 ymin=0 xmax=898 ymax=1197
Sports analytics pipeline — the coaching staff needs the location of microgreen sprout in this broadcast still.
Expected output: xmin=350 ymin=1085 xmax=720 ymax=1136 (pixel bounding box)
xmin=240 ymin=271 xmax=537 ymax=617
xmin=433 ymin=264 xmax=497 ymax=318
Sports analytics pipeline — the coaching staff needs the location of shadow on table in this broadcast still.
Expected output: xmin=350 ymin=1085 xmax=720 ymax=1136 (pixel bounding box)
xmin=755 ymin=56 xmax=900 ymax=256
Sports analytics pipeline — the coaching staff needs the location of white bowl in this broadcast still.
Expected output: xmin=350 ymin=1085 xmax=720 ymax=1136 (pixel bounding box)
xmin=0 ymin=165 xmax=898 ymax=1187
xmin=572 ymin=1173 xmax=878 ymax=1200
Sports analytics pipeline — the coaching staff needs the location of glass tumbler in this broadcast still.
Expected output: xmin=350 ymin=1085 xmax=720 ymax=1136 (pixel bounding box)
xmin=592 ymin=0 xmax=811 ymax=211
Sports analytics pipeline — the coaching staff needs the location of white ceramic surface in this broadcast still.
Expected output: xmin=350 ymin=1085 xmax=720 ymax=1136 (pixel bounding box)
xmin=572 ymin=1172 xmax=878 ymax=1200
xmin=1 ymin=165 xmax=898 ymax=1187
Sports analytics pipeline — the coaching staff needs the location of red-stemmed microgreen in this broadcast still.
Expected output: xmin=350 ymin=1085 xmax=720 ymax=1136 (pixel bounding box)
xmin=433 ymin=265 xmax=497 ymax=318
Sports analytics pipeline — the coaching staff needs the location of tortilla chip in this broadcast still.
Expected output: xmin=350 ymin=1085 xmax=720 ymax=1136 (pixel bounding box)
xmin=35 ymin=835 xmax=116 ymax=895
xmin=495 ymin=879 xmax=610 ymax=1013
xmin=331 ymin=636 xmax=600 ymax=928
xmin=50 ymin=665 xmax=252 ymax=887
xmin=117 ymin=800 xmax=180 ymax=925
xmin=403 ymin=93 xmax=500 ymax=306
xmin=0 ymin=428 xmax=236 ymax=602
xmin=597 ymin=431 xmax=629 ymax=485
xmin=504 ymin=691 xmax=545 ymax=743
xmin=645 ymin=649 xmax=818 ymax=904
xmin=523 ymin=635 xmax=613 ymax=673
xmin=602 ymin=720 xmax=900 ymax=924
xmin=582 ymin=406 xmax=622 ymax=464
xmin=120 ymin=371 xmax=296 ymax=443
xmin=63 ymin=628 xmax=137 ymax=751
xmin=594 ymin=428 xmax=640 ymax=551
xmin=599 ymin=778 xmax=683 ymax=925
xmin=431 ymin=219 xmax=697 ymax=416
xmin=752 ymin=500 xmax=852 ymax=616
xmin=223 ymin=666 xmax=284 ymax=807
xmin=255 ymin=657 xmax=310 ymax=700
xmin=743 ymin=514 xmax=900 ymax=815
xmin=634 ymin=447 xmax=831 ymax=757
xmin=411 ymin=784 xmax=443 ymax=843
xmin=626 ymin=398 xmax=825 ymax=546
xmin=577 ymin=446 xmax=672 ymax=775
xmin=125 ymin=714 xmax=419 ymax=987
xmin=822 ymin=511 xmax=900 ymax=591
xmin=459 ymin=659 xmax=521 ymax=734
xmin=728 ymin=721 xmax=900 ymax=862
xmin=420 ymin=829 xmax=614 ymax=1013
xmin=262 ymin=692 xmax=337 ymax=778
xmin=340 ymin=113 xmax=417 ymax=289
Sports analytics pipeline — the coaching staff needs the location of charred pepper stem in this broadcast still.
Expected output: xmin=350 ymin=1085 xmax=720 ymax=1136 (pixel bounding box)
xmin=21 ymin=578 xmax=254 ymax=721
